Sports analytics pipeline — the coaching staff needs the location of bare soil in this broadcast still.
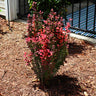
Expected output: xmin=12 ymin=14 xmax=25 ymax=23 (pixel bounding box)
xmin=0 ymin=17 xmax=96 ymax=96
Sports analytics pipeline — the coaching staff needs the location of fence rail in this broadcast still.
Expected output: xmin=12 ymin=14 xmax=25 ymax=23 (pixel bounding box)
xmin=66 ymin=0 xmax=96 ymax=34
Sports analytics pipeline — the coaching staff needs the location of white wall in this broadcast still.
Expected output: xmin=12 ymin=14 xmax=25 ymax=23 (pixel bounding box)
xmin=0 ymin=0 xmax=6 ymax=16
xmin=5 ymin=0 xmax=19 ymax=21
xmin=0 ymin=0 xmax=19 ymax=21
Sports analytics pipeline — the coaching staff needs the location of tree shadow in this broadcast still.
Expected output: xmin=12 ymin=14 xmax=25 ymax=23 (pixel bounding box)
xmin=39 ymin=75 xmax=84 ymax=96
xmin=68 ymin=42 xmax=85 ymax=55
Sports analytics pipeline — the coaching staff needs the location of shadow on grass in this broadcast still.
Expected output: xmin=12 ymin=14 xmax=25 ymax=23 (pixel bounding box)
xmin=68 ymin=42 xmax=85 ymax=55
xmin=39 ymin=75 xmax=84 ymax=96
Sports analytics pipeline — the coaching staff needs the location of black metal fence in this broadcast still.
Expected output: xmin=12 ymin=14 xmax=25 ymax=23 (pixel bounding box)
xmin=18 ymin=0 xmax=96 ymax=34
xmin=18 ymin=0 xmax=29 ymax=18
xmin=66 ymin=0 xmax=96 ymax=34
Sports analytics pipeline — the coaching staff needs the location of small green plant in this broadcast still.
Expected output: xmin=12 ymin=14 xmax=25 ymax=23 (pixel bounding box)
xmin=24 ymin=1 xmax=70 ymax=87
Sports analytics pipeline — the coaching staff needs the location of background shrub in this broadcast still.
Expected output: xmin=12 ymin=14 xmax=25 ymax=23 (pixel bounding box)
xmin=28 ymin=0 xmax=70 ymax=19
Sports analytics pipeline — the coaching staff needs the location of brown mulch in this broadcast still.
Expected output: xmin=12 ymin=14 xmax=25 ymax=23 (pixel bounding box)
xmin=0 ymin=17 xmax=96 ymax=96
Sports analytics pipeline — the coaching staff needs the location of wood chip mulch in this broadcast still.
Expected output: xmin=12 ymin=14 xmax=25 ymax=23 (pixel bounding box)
xmin=0 ymin=17 xmax=96 ymax=96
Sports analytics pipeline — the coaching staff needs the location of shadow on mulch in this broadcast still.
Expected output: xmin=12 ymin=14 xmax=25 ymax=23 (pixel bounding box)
xmin=0 ymin=24 xmax=8 ymax=35
xmin=0 ymin=31 xmax=8 ymax=35
xmin=68 ymin=42 xmax=85 ymax=55
xmin=39 ymin=75 xmax=84 ymax=96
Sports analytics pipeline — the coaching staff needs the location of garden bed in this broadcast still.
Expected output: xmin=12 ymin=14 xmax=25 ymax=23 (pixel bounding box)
xmin=0 ymin=17 xmax=96 ymax=96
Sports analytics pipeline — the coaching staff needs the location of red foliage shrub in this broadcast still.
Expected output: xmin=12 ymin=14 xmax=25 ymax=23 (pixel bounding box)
xmin=24 ymin=2 xmax=70 ymax=85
